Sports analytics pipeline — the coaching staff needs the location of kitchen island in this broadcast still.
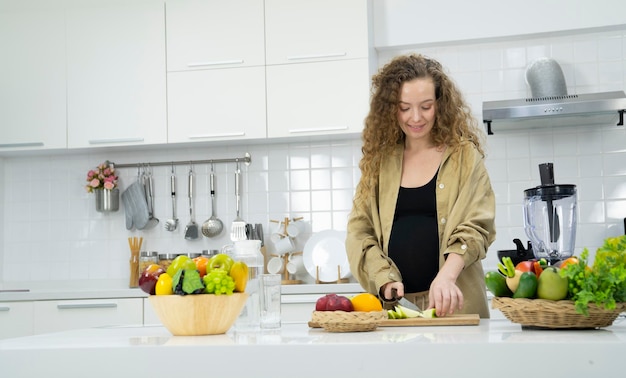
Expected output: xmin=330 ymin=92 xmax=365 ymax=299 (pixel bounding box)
xmin=1 ymin=317 xmax=625 ymax=377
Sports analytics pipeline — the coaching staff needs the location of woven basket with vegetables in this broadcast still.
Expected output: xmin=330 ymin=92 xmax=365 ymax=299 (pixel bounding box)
xmin=487 ymin=235 xmax=626 ymax=329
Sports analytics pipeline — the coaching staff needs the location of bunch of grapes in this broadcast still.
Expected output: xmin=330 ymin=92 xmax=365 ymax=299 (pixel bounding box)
xmin=203 ymin=269 xmax=235 ymax=295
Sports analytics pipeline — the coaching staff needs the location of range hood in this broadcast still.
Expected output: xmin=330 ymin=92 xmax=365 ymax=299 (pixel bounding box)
xmin=482 ymin=91 xmax=626 ymax=135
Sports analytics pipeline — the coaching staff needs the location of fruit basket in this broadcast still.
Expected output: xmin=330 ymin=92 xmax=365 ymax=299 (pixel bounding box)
xmin=492 ymin=297 xmax=626 ymax=329
xmin=149 ymin=293 xmax=248 ymax=336
xmin=309 ymin=310 xmax=387 ymax=332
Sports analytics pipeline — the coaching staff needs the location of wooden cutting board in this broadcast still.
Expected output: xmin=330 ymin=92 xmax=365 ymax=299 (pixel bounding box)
xmin=379 ymin=313 xmax=480 ymax=327
xmin=308 ymin=313 xmax=480 ymax=329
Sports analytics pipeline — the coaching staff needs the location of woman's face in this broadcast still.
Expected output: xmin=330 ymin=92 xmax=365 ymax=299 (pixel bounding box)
xmin=396 ymin=78 xmax=436 ymax=143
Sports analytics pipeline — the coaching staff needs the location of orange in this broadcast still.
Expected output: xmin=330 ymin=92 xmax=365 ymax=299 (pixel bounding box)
xmin=350 ymin=293 xmax=383 ymax=312
xmin=193 ymin=256 xmax=210 ymax=277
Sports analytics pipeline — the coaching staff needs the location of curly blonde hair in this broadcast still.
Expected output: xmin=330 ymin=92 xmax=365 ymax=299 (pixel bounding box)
xmin=353 ymin=54 xmax=485 ymax=208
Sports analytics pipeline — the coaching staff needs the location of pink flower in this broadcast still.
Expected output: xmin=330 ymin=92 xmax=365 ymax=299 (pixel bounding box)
xmin=85 ymin=161 xmax=118 ymax=192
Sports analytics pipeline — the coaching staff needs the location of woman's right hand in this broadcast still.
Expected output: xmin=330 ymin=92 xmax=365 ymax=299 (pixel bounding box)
xmin=381 ymin=281 xmax=404 ymax=301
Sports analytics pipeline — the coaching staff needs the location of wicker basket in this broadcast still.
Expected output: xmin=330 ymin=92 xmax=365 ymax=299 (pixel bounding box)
xmin=310 ymin=310 xmax=387 ymax=332
xmin=492 ymin=297 xmax=626 ymax=329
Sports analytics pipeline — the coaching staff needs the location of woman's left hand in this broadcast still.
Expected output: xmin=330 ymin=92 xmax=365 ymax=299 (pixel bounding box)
xmin=428 ymin=275 xmax=464 ymax=317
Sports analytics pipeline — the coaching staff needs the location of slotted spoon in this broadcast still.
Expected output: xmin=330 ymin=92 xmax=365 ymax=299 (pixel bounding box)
xmin=165 ymin=165 xmax=178 ymax=232
xmin=230 ymin=162 xmax=246 ymax=241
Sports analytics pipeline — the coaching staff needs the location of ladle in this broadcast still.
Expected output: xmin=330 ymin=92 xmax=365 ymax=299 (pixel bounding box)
xmin=165 ymin=164 xmax=178 ymax=231
xmin=202 ymin=164 xmax=224 ymax=237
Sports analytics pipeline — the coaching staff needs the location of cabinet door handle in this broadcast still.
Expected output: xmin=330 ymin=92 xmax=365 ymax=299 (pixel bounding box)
xmin=0 ymin=142 xmax=45 ymax=148
xmin=57 ymin=303 xmax=118 ymax=310
xmin=288 ymin=126 xmax=348 ymax=134
xmin=286 ymin=52 xmax=346 ymax=61
xmin=0 ymin=307 xmax=10 ymax=312
xmin=88 ymin=137 xmax=145 ymax=145
xmin=188 ymin=132 xmax=245 ymax=139
xmin=187 ymin=59 xmax=244 ymax=67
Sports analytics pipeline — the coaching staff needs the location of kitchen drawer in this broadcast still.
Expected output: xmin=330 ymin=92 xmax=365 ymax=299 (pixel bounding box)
xmin=0 ymin=301 xmax=34 ymax=340
xmin=143 ymin=297 xmax=162 ymax=326
xmin=33 ymin=298 xmax=143 ymax=334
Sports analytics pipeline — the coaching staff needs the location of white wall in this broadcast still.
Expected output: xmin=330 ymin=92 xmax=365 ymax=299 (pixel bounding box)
xmin=2 ymin=27 xmax=626 ymax=289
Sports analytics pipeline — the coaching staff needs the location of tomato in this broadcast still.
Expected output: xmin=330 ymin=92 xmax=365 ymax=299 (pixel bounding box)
xmin=515 ymin=261 xmax=534 ymax=273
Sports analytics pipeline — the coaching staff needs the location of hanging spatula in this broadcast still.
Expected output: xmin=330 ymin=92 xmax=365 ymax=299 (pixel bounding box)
xmin=230 ymin=162 xmax=247 ymax=241
xmin=184 ymin=165 xmax=199 ymax=240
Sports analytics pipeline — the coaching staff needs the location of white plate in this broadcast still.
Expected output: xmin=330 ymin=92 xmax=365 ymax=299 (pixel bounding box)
xmin=303 ymin=230 xmax=351 ymax=282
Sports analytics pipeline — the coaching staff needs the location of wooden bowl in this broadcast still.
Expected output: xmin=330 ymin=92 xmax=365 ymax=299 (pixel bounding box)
xmin=149 ymin=293 xmax=248 ymax=336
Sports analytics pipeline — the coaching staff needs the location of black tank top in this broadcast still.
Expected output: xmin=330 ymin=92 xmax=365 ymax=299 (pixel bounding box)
xmin=388 ymin=173 xmax=439 ymax=293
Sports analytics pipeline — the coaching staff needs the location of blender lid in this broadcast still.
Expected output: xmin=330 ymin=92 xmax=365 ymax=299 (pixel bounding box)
xmin=524 ymin=184 xmax=576 ymax=199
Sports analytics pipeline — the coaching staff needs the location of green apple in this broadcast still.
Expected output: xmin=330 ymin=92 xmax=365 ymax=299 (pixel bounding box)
xmin=207 ymin=253 xmax=234 ymax=273
xmin=537 ymin=267 xmax=569 ymax=300
xmin=166 ymin=255 xmax=197 ymax=278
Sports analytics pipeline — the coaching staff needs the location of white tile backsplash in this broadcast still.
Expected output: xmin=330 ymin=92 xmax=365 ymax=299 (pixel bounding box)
xmin=3 ymin=28 xmax=626 ymax=288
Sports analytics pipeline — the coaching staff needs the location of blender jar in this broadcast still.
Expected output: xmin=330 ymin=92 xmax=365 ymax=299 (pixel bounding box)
xmin=523 ymin=184 xmax=577 ymax=263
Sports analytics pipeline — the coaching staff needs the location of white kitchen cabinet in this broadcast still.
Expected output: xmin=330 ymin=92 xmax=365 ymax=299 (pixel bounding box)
xmin=373 ymin=0 xmax=626 ymax=48
xmin=165 ymin=0 xmax=266 ymax=142
xmin=264 ymin=0 xmax=370 ymax=65
xmin=167 ymin=66 xmax=267 ymax=142
xmin=264 ymin=0 xmax=374 ymax=138
xmin=266 ymin=59 xmax=370 ymax=138
xmin=65 ymin=0 xmax=167 ymax=149
xmin=33 ymin=298 xmax=143 ymax=334
xmin=143 ymin=297 xmax=161 ymax=325
xmin=165 ymin=0 xmax=265 ymax=72
xmin=0 ymin=301 xmax=34 ymax=340
xmin=0 ymin=0 xmax=66 ymax=152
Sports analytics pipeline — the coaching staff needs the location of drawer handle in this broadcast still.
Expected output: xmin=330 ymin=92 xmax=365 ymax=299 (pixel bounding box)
xmin=288 ymin=126 xmax=348 ymax=134
xmin=88 ymin=137 xmax=145 ymax=145
xmin=286 ymin=52 xmax=346 ymax=61
xmin=187 ymin=59 xmax=244 ymax=67
xmin=0 ymin=307 xmax=10 ymax=312
xmin=188 ymin=132 xmax=245 ymax=139
xmin=0 ymin=142 xmax=45 ymax=148
xmin=57 ymin=303 xmax=118 ymax=310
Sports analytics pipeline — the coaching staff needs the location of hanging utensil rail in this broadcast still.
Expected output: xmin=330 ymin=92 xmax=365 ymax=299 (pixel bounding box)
xmin=111 ymin=152 xmax=251 ymax=169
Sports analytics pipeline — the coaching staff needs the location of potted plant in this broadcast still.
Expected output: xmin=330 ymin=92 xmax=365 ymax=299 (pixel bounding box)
xmin=86 ymin=160 xmax=119 ymax=212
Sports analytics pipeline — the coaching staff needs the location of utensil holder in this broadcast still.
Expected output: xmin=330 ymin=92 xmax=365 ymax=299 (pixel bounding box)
xmin=95 ymin=188 xmax=120 ymax=212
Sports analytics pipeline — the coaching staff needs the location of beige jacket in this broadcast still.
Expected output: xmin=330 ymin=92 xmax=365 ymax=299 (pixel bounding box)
xmin=346 ymin=141 xmax=496 ymax=318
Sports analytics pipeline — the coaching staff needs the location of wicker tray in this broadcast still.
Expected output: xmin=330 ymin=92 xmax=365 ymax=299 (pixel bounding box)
xmin=492 ymin=297 xmax=626 ymax=329
xmin=310 ymin=310 xmax=387 ymax=332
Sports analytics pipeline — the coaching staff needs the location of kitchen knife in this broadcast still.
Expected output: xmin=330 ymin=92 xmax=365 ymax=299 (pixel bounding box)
xmin=397 ymin=296 xmax=422 ymax=312
xmin=391 ymin=288 xmax=422 ymax=312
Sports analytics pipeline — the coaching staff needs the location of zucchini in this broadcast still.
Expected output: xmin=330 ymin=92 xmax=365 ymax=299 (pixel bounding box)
xmin=513 ymin=271 xmax=538 ymax=299
xmin=485 ymin=271 xmax=513 ymax=297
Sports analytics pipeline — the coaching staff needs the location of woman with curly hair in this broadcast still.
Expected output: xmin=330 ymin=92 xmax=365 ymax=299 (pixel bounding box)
xmin=346 ymin=54 xmax=496 ymax=318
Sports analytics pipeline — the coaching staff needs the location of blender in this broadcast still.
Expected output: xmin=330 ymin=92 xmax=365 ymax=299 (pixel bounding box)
xmin=523 ymin=163 xmax=577 ymax=264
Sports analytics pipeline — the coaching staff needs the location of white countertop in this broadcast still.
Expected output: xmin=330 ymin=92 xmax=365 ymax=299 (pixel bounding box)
xmin=0 ymin=283 xmax=364 ymax=302
xmin=2 ymin=318 xmax=626 ymax=377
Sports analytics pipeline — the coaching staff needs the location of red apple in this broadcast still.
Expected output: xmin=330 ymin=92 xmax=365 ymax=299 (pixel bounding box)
xmin=315 ymin=293 xmax=353 ymax=311
xmin=316 ymin=293 xmax=337 ymax=311
xmin=138 ymin=264 xmax=165 ymax=295
xmin=327 ymin=294 xmax=354 ymax=312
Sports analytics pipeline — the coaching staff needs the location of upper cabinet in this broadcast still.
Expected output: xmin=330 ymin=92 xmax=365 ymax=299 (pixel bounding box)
xmin=374 ymin=0 xmax=626 ymax=48
xmin=65 ymin=0 xmax=167 ymax=149
xmin=264 ymin=0 xmax=374 ymax=138
xmin=0 ymin=0 xmax=67 ymax=151
xmin=166 ymin=0 xmax=265 ymax=72
xmin=165 ymin=0 xmax=267 ymax=143
xmin=265 ymin=0 xmax=370 ymax=65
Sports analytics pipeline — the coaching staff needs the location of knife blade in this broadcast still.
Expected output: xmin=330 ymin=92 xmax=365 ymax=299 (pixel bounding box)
xmin=397 ymin=296 xmax=422 ymax=312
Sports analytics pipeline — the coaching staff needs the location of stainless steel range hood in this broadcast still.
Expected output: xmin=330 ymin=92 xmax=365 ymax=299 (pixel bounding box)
xmin=482 ymin=91 xmax=626 ymax=135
